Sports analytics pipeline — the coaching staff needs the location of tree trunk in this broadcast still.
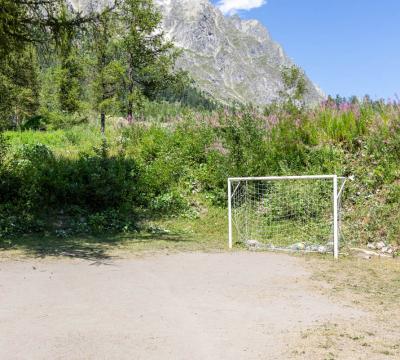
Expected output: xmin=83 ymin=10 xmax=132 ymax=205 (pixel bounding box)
xmin=127 ymin=100 xmax=133 ymax=124
xmin=101 ymin=111 xmax=105 ymax=135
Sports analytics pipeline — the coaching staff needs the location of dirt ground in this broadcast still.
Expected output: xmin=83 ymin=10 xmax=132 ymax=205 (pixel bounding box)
xmin=0 ymin=252 xmax=397 ymax=359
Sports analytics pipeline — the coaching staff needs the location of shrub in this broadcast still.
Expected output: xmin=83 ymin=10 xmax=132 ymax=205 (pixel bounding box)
xmin=0 ymin=141 xmax=141 ymax=236
xmin=39 ymin=110 xmax=89 ymax=130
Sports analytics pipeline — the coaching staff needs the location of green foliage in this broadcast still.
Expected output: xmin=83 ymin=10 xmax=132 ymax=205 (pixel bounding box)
xmin=159 ymin=83 xmax=218 ymax=111
xmin=0 ymin=132 xmax=8 ymax=163
xmin=0 ymin=0 xmax=105 ymax=128
xmin=55 ymin=4 xmax=85 ymax=113
xmin=150 ymin=191 xmax=187 ymax=214
xmin=0 ymin=140 xmax=141 ymax=236
xmin=281 ymin=65 xmax=307 ymax=100
xmin=116 ymin=0 xmax=183 ymax=117
xmin=0 ymin=0 xmax=32 ymax=57
xmin=0 ymin=0 xmax=207 ymax=131
xmin=89 ymin=8 xmax=123 ymax=117
xmin=58 ymin=54 xmax=84 ymax=113
xmin=84 ymin=210 xmax=137 ymax=234
xmin=279 ymin=65 xmax=308 ymax=113
xmin=1 ymin=7 xmax=400 ymax=250
xmin=0 ymin=46 xmax=40 ymax=128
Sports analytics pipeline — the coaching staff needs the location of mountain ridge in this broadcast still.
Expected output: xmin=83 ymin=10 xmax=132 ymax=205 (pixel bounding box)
xmin=156 ymin=0 xmax=324 ymax=105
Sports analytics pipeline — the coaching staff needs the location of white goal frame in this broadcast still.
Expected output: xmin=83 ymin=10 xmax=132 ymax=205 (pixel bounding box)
xmin=228 ymin=175 xmax=347 ymax=259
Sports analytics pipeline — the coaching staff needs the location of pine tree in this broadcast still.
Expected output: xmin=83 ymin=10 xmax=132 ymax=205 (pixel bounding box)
xmin=280 ymin=65 xmax=308 ymax=111
xmin=0 ymin=46 xmax=40 ymax=128
xmin=55 ymin=3 xmax=84 ymax=113
xmin=90 ymin=9 xmax=123 ymax=133
xmin=117 ymin=0 xmax=180 ymax=120
xmin=0 ymin=0 xmax=108 ymax=124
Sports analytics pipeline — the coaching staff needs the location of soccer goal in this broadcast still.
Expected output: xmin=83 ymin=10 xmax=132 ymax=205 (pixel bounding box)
xmin=228 ymin=175 xmax=348 ymax=259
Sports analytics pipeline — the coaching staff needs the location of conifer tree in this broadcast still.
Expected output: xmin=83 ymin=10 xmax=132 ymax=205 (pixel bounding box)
xmin=91 ymin=9 xmax=122 ymax=133
xmin=0 ymin=46 xmax=40 ymax=128
xmin=280 ymin=65 xmax=308 ymax=111
xmin=117 ymin=0 xmax=179 ymax=119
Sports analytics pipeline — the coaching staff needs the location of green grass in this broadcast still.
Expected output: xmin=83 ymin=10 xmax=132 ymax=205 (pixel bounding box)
xmin=5 ymin=125 xmax=104 ymax=158
xmin=0 ymin=207 xmax=228 ymax=260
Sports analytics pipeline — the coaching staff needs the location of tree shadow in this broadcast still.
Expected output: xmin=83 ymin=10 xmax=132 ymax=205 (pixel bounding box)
xmin=0 ymin=145 xmax=197 ymax=260
xmin=0 ymin=231 xmax=192 ymax=261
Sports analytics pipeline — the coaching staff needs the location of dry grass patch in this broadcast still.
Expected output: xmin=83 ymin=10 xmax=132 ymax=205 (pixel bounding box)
xmin=288 ymin=256 xmax=400 ymax=359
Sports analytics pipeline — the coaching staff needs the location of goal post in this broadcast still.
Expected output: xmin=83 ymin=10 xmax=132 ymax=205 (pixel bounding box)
xmin=227 ymin=175 xmax=348 ymax=259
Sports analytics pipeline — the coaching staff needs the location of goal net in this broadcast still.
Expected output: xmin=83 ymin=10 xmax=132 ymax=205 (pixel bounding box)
xmin=228 ymin=176 xmax=347 ymax=258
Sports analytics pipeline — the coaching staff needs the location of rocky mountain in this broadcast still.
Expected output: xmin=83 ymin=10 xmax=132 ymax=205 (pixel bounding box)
xmin=67 ymin=0 xmax=113 ymax=13
xmin=70 ymin=0 xmax=324 ymax=105
xmin=155 ymin=0 xmax=324 ymax=105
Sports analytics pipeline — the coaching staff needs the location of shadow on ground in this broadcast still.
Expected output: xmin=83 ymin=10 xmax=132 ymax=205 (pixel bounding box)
xmin=0 ymin=231 xmax=192 ymax=260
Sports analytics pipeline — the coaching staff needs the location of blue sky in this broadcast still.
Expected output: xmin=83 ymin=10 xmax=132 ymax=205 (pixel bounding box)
xmin=213 ymin=0 xmax=400 ymax=99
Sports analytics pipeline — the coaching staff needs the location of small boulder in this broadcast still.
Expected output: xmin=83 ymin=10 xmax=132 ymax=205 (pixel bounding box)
xmin=325 ymin=242 xmax=334 ymax=252
xmin=376 ymin=241 xmax=386 ymax=250
xmin=311 ymin=245 xmax=320 ymax=252
xmin=367 ymin=243 xmax=376 ymax=250
xmin=292 ymin=242 xmax=306 ymax=251
xmin=246 ymin=240 xmax=260 ymax=248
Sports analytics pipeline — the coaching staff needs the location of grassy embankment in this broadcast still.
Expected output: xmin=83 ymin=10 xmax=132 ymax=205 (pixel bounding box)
xmin=1 ymin=100 xmax=400 ymax=258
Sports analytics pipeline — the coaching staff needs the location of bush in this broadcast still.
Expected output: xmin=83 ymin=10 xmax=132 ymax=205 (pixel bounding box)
xmin=21 ymin=115 xmax=48 ymax=130
xmin=150 ymin=191 xmax=188 ymax=214
xmin=0 ymin=141 xmax=141 ymax=236
xmin=37 ymin=110 xmax=89 ymax=130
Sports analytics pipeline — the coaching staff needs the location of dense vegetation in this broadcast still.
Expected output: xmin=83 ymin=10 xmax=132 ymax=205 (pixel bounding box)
xmin=1 ymin=98 xmax=400 ymax=250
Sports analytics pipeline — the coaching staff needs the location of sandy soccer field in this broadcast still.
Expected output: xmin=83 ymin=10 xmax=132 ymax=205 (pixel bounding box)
xmin=0 ymin=252 xmax=364 ymax=359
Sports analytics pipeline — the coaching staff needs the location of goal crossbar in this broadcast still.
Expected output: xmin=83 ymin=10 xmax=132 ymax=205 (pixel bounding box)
xmin=228 ymin=175 xmax=346 ymax=181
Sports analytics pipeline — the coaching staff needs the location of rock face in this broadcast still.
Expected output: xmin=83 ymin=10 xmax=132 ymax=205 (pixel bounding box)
xmin=67 ymin=0 xmax=114 ymax=13
xmin=69 ymin=0 xmax=324 ymax=105
xmin=156 ymin=0 xmax=324 ymax=105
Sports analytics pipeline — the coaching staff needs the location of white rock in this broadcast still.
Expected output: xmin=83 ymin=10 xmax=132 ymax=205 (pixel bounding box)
xmin=367 ymin=243 xmax=376 ymax=250
xmin=292 ymin=242 xmax=305 ymax=251
xmin=246 ymin=240 xmax=260 ymax=247
xmin=376 ymin=241 xmax=386 ymax=250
